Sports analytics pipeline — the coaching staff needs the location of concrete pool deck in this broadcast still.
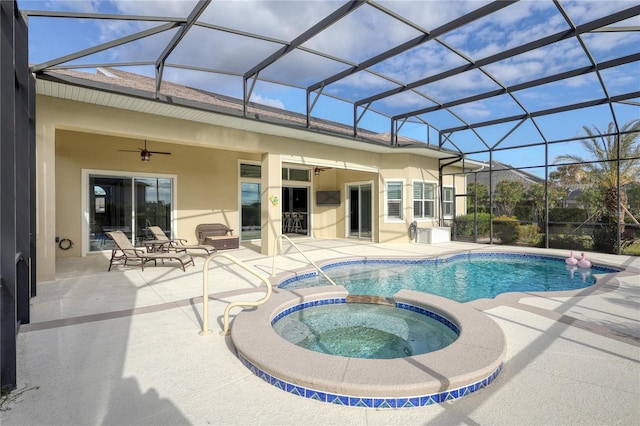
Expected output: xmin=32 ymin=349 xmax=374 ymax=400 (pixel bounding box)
xmin=2 ymin=240 xmax=639 ymax=425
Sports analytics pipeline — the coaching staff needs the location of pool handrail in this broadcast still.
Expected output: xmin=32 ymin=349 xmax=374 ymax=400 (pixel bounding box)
xmin=271 ymin=235 xmax=337 ymax=286
xmin=200 ymin=252 xmax=272 ymax=336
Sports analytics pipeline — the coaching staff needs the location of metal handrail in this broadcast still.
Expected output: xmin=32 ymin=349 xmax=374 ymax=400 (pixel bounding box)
xmin=200 ymin=252 xmax=272 ymax=336
xmin=271 ymin=234 xmax=337 ymax=286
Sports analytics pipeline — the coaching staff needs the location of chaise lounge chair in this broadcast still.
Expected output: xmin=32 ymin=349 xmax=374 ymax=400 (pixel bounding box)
xmin=106 ymin=230 xmax=195 ymax=272
xmin=145 ymin=226 xmax=217 ymax=255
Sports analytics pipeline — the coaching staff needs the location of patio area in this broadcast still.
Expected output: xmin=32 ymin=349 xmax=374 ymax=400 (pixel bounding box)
xmin=2 ymin=239 xmax=639 ymax=425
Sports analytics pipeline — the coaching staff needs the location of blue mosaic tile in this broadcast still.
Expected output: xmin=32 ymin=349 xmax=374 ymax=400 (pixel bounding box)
xmin=396 ymin=302 xmax=460 ymax=335
xmin=375 ymin=399 xmax=393 ymax=409
xmin=422 ymin=395 xmax=438 ymax=405
xmin=289 ymin=387 xmax=303 ymax=397
xmin=272 ymin=298 xmax=347 ymax=325
xmin=307 ymin=390 xmax=327 ymax=402
xmin=238 ymin=352 xmax=504 ymax=408
xmin=332 ymin=395 xmax=349 ymax=405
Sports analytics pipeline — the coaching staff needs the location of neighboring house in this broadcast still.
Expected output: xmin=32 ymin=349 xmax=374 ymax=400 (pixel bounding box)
xmin=562 ymin=184 xmax=591 ymax=209
xmin=35 ymin=67 xmax=469 ymax=281
xmin=465 ymin=161 xmax=545 ymax=217
xmin=471 ymin=161 xmax=544 ymax=195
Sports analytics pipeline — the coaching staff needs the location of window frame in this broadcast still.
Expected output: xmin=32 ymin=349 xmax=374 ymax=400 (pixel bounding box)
xmin=412 ymin=180 xmax=436 ymax=221
xmin=384 ymin=179 xmax=404 ymax=222
xmin=442 ymin=186 xmax=455 ymax=218
xmin=81 ymin=169 xmax=177 ymax=256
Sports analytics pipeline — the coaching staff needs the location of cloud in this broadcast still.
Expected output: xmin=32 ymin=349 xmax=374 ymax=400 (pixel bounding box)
xmin=250 ymin=93 xmax=285 ymax=110
xmin=451 ymin=102 xmax=492 ymax=121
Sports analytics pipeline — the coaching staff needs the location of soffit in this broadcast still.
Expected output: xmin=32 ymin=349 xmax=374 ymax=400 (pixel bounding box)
xmin=36 ymin=76 xmax=456 ymax=159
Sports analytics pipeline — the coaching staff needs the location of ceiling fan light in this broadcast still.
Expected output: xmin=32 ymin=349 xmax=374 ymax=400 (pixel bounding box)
xmin=141 ymin=152 xmax=151 ymax=162
xmin=314 ymin=167 xmax=321 ymax=176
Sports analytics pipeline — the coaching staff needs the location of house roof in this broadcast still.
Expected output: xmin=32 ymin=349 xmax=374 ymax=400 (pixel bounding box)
xmin=37 ymin=66 xmax=467 ymax=162
xmin=470 ymin=160 xmax=545 ymax=190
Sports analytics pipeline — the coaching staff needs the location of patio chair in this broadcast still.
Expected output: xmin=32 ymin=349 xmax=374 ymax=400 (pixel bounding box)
xmin=106 ymin=230 xmax=194 ymax=272
xmin=146 ymin=226 xmax=217 ymax=255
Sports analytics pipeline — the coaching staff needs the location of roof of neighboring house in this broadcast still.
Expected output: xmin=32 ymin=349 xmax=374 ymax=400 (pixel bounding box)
xmin=470 ymin=161 xmax=544 ymax=190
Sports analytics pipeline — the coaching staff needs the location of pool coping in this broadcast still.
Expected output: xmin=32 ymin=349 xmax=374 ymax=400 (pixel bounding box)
xmin=231 ymin=286 xmax=506 ymax=407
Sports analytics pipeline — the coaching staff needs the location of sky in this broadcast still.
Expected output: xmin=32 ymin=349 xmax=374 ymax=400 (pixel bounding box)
xmin=17 ymin=0 xmax=640 ymax=176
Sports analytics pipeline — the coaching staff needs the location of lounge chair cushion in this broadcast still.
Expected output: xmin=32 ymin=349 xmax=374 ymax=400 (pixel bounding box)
xmin=195 ymin=223 xmax=239 ymax=250
xmin=146 ymin=226 xmax=216 ymax=255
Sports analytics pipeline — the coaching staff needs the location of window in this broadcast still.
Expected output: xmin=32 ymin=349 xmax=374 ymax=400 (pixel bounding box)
xmin=282 ymin=167 xmax=310 ymax=182
xmin=413 ymin=182 xmax=435 ymax=219
xmin=240 ymin=163 xmax=261 ymax=241
xmin=386 ymin=181 xmax=403 ymax=220
xmin=240 ymin=163 xmax=261 ymax=178
xmin=443 ymin=187 xmax=454 ymax=217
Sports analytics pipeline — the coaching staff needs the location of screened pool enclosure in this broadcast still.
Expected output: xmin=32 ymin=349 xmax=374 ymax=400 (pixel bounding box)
xmin=21 ymin=0 xmax=639 ymax=254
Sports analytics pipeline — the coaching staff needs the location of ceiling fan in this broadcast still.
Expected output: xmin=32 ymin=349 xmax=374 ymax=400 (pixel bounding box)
xmin=119 ymin=140 xmax=171 ymax=162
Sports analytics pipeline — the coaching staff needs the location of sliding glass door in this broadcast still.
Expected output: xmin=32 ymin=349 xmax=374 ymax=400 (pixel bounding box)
xmin=87 ymin=172 xmax=174 ymax=252
xmin=347 ymin=182 xmax=373 ymax=239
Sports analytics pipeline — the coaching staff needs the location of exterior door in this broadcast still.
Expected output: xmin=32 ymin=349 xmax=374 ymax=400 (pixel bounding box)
xmin=87 ymin=173 xmax=173 ymax=252
xmin=282 ymin=186 xmax=309 ymax=236
xmin=347 ymin=182 xmax=372 ymax=239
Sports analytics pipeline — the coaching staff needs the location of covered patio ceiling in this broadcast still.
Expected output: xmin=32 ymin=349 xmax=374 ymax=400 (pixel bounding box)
xmin=20 ymin=0 xmax=640 ymax=159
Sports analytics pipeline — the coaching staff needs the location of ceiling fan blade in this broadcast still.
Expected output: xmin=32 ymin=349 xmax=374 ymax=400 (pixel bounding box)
xmin=149 ymin=151 xmax=171 ymax=155
xmin=119 ymin=149 xmax=142 ymax=152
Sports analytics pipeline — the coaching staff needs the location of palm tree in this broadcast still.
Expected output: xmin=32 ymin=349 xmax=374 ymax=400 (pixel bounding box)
xmin=554 ymin=119 xmax=640 ymax=224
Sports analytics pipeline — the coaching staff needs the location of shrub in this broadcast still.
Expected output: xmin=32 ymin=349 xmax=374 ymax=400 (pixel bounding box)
xmin=514 ymin=205 xmax=533 ymax=222
xmin=549 ymin=208 xmax=588 ymax=223
xmin=546 ymin=225 xmax=592 ymax=250
xmin=518 ymin=224 xmax=540 ymax=245
xmin=455 ymin=212 xmax=491 ymax=237
xmin=493 ymin=215 xmax=520 ymax=244
xmin=592 ymin=222 xmax=618 ymax=253
xmin=622 ymin=241 xmax=640 ymax=256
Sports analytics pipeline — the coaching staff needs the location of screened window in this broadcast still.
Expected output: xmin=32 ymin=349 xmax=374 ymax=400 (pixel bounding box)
xmin=414 ymin=182 xmax=435 ymax=219
xmin=443 ymin=187 xmax=454 ymax=217
xmin=386 ymin=181 xmax=403 ymax=220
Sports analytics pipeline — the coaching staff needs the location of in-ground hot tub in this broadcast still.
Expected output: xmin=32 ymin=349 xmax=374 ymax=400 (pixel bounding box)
xmin=272 ymin=298 xmax=459 ymax=359
xmin=231 ymin=286 xmax=506 ymax=408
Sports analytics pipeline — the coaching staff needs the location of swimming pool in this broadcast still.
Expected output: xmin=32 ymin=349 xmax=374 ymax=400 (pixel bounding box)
xmin=232 ymin=251 xmax=618 ymax=408
xmin=279 ymin=252 xmax=619 ymax=301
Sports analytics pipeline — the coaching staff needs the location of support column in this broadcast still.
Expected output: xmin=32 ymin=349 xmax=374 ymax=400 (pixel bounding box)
xmin=260 ymin=153 xmax=281 ymax=256
xmin=35 ymin=113 xmax=57 ymax=281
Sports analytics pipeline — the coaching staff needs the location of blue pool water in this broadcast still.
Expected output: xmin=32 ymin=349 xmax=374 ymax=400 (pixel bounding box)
xmin=279 ymin=253 xmax=619 ymax=302
xmin=272 ymin=303 xmax=459 ymax=359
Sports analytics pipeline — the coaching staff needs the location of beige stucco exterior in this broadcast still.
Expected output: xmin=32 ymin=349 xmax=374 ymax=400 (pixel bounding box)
xmin=37 ymin=95 xmax=467 ymax=281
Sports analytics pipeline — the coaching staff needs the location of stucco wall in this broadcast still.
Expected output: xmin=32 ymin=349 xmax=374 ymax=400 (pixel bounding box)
xmin=55 ymin=129 xmax=255 ymax=259
xmin=37 ymin=95 xmax=465 ymax=280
